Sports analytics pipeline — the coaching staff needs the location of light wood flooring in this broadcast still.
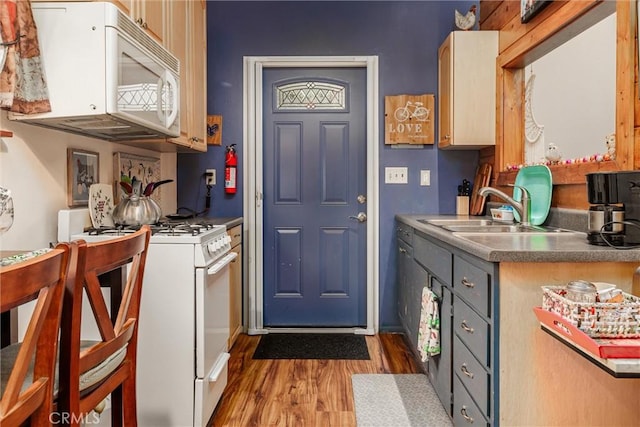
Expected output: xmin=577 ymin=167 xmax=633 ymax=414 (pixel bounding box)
xmin=209 ymin=333 xmax=422 ymax=427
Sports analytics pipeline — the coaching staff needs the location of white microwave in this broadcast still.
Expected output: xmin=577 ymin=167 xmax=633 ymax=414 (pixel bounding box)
xmin=9 ymin=2 xmax=180 ymax=141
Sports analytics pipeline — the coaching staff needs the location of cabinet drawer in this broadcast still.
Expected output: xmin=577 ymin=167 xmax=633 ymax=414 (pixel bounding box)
xmin=414 ymin=234 xmax=451 ymax=285
xmin=453 ymin=375 xmax=489 ymax=427
xmin=454 ymin=300 xmax=490 ymax=366
xmin=454 ymin=336 xmax=490 ymax=417
xmin=228 ymin=225 xmax=242 ymax=248
xmin=396 ymin=222 xmax=413 ymax=246
xmin=453 ymin=256 xmax=490 ymax=317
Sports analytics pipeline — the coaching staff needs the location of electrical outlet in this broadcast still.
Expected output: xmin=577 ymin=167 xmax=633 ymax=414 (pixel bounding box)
xmin=420 ymin=169 xmax=431 ymax=186
xmin=205 ymin=169 xmax=216 ymax=186
xmin=385 ymin=167 xmax=408 ymax=184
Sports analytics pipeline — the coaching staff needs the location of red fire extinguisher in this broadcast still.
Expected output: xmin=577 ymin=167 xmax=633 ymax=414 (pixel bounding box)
xmin=225 ymin=144 xmax=237 ymax=195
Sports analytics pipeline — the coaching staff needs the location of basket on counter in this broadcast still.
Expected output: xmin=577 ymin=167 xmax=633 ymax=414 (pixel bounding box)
xmin=542 ymin=285 xmax=640 ymax=338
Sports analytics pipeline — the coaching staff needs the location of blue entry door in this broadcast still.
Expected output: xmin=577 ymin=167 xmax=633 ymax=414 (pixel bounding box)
xmin=263 ymin=67 xmax=367 ymax=327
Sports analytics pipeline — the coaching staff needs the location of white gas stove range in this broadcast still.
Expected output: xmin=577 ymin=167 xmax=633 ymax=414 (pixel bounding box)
xmin=58 ymin=209 xmax=234 ymax=426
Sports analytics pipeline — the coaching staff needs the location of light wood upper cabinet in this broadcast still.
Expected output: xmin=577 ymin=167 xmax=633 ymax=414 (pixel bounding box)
xmin=438 ymin=31 xmax=498 ymax=149
xmin=165 ymin=0 xmax=207 ymax=152
xmin=112 ymin=0 xmax=165 ymax=43
xmin=188 ymin=0 xmax=207 ymax=152
xmin=165 ymin=0 xmax=190 ymax=149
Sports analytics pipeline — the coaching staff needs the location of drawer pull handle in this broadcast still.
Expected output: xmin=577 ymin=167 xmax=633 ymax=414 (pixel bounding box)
xmin=460 ymin=321 xmax=474 ymax=333
xmin=461 ymin=406 xmax=474 ymax=423
xmin=461 ymin=277 xmax=475 ymax=288
xmin=460 ymin=363 xmax=474 ymax=379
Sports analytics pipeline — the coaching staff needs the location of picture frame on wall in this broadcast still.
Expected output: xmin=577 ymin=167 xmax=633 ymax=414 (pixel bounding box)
xmin=67 ymin=148 xmax=99 ymax=207
xmin=113 ymin=152 xmax=162 ymax=203
xmin=521 ymin=0 xmax=551 ymax=24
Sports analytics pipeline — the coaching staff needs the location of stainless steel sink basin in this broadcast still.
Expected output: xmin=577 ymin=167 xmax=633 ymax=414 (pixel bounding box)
xmin=418 ymin=219 xmax=497 ymax=227
xmin=417 ymin=218 xmax=573 ymax=234
xmin=444 ymin=224 xmax=570 ymax=233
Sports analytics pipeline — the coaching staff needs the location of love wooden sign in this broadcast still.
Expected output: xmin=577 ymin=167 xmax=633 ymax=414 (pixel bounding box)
xmin=384 ymin=94 xmax=435 ymax=145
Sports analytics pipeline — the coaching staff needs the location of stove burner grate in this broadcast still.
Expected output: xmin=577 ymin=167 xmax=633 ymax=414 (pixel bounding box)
xmin=86 ymin=220 xmax=219 ymax=237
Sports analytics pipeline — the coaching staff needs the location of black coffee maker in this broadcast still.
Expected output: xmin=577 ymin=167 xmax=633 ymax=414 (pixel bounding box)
xmin=586 ymin=171 xmax=640 ymax=246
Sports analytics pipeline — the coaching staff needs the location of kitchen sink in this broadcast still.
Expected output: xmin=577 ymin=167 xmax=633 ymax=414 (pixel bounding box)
xmin=418 ymin=219 xmax=497 ymax=227
xmin=444 ymin=224 xmax=570 ymax=233
xmin=417 ymin=218 xmax=573 ymax=234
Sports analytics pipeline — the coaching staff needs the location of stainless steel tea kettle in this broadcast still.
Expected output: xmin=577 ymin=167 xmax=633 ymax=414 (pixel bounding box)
xmin=112 ymin=179 xmax=164 ymax=225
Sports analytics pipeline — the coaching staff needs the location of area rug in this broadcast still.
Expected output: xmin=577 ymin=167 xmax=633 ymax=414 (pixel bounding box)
xmin=252 ymin=333 xmax=370 ymax=360
xmin=351 ymin=374 xmax=452 ymax=426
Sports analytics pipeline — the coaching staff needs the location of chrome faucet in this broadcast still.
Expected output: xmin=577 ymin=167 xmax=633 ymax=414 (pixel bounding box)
xmin=478 ymin=184 xmax=531 ymax=226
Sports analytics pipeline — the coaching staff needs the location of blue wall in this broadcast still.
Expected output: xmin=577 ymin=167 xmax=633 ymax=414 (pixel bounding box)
xmin=178 ymin=1 xmax=480 ymax=330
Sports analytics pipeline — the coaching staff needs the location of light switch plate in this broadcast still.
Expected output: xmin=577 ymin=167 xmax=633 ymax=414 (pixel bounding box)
xmin=385 ymin=167 xmax=408 ymax=184
xmin=420 ymin=170 xmax=431 ymax=186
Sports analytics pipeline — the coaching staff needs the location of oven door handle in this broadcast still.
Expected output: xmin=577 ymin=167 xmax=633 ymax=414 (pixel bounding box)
xmin=207 ymin=251 xmax=237 ymax=275
xmin=207 ymin=352 xmax=231 ymax=382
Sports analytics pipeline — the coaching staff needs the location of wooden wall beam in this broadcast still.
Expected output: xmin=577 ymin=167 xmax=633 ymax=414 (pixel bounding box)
xmin=616 ymin=0 xmax=635 ymax=171
xmin=498 ymin=0 xmax=610 ymax=69
xmin=480 ymin=1 xmax=517 ymax=32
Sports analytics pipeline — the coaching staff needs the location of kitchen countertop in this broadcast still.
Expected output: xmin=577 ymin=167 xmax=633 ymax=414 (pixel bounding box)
xmin=396 ymin=214 xmax=640 ymax=263
xmin=200 ymin=216 xmax=243 ymax=229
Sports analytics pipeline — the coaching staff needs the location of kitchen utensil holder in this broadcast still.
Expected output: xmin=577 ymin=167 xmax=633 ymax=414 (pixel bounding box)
xmin=456 ymin=196 xmax=470 ymax=215
xmin=542 ymin=285 xmax=640 ymax=338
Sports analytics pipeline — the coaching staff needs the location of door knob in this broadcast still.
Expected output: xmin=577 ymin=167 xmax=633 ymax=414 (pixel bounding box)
xmin=357 ymin=194 xmax=366 ymax=204
xmin=349 ymin=212 xmax=367 ymax=223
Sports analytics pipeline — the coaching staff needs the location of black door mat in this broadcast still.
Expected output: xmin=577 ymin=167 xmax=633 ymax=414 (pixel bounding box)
xmin=252 ymin=333 xmax=370 ymax=360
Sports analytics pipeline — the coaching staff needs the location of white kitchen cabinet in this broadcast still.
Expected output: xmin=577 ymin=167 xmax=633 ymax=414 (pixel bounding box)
xmin=438 ymin=31 xmax=498 ymax=149
xmin=165 ymin=0 xmax=208 ymax=152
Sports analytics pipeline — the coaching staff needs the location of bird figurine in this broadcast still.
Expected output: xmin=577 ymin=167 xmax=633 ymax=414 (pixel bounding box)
xmin=455 ymin=5 xmax=477 ymax=31
xmin=605 ymin=133 xmax=616 ymax=159
xmin=545 ymin=143 xmax=562 ymax=163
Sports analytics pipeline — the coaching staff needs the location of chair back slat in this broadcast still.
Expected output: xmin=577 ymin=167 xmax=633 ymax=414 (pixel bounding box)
xmin=2 ymin=287 xmax=52 ymax=409
xmin=114 ymin=254 xmax=141 ymax=333
xmin=0 ymin=243 xmax=75 ymax=426
xmin=83 ymin=271 xmax=116 ymax=342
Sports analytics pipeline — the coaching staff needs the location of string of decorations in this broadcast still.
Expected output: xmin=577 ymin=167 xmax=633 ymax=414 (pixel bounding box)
xmin=505 ymin=133 xmax=616 ymax=171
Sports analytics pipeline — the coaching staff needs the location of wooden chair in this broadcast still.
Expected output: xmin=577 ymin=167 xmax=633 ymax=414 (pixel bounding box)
xmin=0 ymin=243 xmax=76 ymax=426
xmin=57 ymin=225 xmax=151 ymax=426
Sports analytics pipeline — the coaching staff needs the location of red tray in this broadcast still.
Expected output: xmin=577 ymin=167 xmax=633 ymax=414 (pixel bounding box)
xmin=533 ymin=307 xmax=640 ymax=359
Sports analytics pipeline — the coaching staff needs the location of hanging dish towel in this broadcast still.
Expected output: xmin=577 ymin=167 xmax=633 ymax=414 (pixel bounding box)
xmin=0 ymin=0 xmax=51 ymax=113
xmin=417 ymin=287 xmax=440 ymax=362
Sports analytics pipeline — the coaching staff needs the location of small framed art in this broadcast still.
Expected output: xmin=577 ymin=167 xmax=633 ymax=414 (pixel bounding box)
xmin=67 ymin=148 xmax=99 ymax=207
xmin=521 ymin=0 xmax=551 ymax=24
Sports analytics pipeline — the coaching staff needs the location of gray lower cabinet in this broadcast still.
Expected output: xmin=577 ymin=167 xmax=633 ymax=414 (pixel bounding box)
xmin=397 ymin=222 xmax=416 ymax=344
xmin=396 ymin=221 xmax=498 ymax=426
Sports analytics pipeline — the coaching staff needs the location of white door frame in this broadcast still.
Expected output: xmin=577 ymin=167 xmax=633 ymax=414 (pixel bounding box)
xmin=243 ymin=56 xmax=380 ymax=335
